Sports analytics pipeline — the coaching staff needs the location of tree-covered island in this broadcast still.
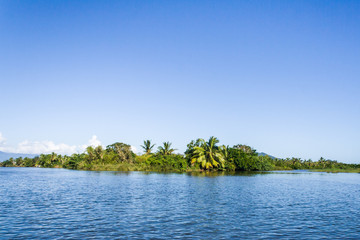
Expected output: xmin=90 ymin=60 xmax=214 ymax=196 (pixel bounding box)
xmin=1 ymin=137 xmax=359 ymax=173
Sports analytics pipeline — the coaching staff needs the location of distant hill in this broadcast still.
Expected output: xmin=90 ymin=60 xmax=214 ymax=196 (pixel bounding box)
xmin=258 ymin=152 xmax=277 ymax=159
xmin=0 ymin=151 xmax=37 ymax=162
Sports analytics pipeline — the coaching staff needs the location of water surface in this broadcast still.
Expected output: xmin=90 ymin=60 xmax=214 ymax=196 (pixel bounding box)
xmin=1 ymin=168 xmax=359 ymax=239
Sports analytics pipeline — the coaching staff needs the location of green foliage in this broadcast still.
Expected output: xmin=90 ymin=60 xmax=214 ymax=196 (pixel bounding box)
xmin=229 ymin=145 xmax=275 ymax=171
xmin=157 ymin=142 xmax=176 ymax=155
xmin=106 ymin=142 xmax=135 ymax=163
xmin=24 ymin=157 xmax=36 ymax=167
xmin=15 ymin=157 xmax=24 ymax=167
xmin=220 ymin=145 xmax=236 ymax=171
xmin=144 ymin=154 xmax=187 ymax=172
xmin=1 ymin=138 xmax=359 ymax=173
xmin=272 ymin=157 xmax=358 ymax=171
xmin=233 ymin=144 xmax=257 ymax=155
xmin=184 ymin=138 xmax=202 ymax=166
xmin=1 ymin=158 xmax=15 ymax=167
xmin=63 ymin=153 xmax=85 ymax=169
xmin=141 ymin=140 xmax=155 ymax=154
xmin=190 ymin=137 xmax=225 ymax=170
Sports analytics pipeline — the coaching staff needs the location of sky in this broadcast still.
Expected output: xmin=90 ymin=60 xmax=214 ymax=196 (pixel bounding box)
xmin=0 ymin=0 xmax=359 ymax=162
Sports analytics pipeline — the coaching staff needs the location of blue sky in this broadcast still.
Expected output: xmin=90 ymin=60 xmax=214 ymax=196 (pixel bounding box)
xmin=0 ymin=0 xmax=359 ymax=162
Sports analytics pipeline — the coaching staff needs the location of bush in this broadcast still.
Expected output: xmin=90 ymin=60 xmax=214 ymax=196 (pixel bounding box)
xmin=145 ymin=154 xmax=188 ymax=171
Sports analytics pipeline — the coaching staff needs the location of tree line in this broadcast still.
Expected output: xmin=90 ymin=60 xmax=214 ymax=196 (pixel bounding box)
xmin=1 ymin=137 xmax=359 ymax=172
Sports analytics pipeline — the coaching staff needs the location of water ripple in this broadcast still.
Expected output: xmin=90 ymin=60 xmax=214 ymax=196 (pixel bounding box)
xmin=1 ymin=168 xmax=360 ymax=239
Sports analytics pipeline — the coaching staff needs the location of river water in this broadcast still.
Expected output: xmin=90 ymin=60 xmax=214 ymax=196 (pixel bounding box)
xmin=0 ymin=168 xmax=359 ymax=239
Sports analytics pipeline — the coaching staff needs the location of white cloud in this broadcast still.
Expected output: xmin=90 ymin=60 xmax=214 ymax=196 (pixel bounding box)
xmin=16 ymin=140 xmax=78 ymax=155
xmin=88 ymin=135 xmax=102 ymax=147
xmin=78 ymin=135 xmax=102 ymax=153
xmin=131 ymin=146 xmax=137 ymax=153
xmin=0 ymin=133 xmax=103 ymax=155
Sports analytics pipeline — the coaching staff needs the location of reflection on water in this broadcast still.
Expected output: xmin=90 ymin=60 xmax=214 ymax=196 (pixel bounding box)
xmin=1 ymin=168 xmax=360 ymax=239
xmin=92 ymin=170 xmax=312 ymax=178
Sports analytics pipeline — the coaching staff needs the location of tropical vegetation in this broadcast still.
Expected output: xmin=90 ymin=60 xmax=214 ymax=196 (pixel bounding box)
xmin=1 ymin=136 xmax=359 ymax=173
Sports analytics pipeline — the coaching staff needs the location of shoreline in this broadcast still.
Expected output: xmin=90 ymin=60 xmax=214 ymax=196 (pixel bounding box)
xmin=2 ymin=165 xmax=360 ymax=174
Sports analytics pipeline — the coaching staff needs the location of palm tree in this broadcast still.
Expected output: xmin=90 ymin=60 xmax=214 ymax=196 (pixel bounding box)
xmin=219 ymin=145 xmax=233 ymax=163
xmin=191 ymin=136 xmax=225 ymax=170
xmin=141 ymin=140 xmax=155 ymax=154
xmin=219 ymin=145 xmax=229 ymax=159
xmin=50 ymin=152 xmax=58 ymax=164
xmin=158 ymin=142 xmax=176 ymax=155
xmin=94 ymin=145 xmax=104 ymax=160
xmin=86 ymin=146 xmax=95 ymax=163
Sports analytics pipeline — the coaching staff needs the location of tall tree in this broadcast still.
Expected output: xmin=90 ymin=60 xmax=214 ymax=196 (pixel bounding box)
xmin=191 ymin=136 xmax=225 ymax=170
xmin=141 ymin=140 xmax=155 ymax=154
xmin=184 ymin=138 xmax=203 ymax=165
xmin=158 ymin=142 xmax=176 ymax=155
xmin=86 ymin=146 xmax=95 ymax=163
xmin=94 ymin=145 xmax=104 ymax=160
xmin=233 ymin=144 xmax=257 ymax=155
xmin=106 ymin=142 xmax=134 ymax=163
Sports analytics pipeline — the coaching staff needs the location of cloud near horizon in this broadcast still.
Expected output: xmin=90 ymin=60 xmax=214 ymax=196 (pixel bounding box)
xmin=0 ymin=133 xmax=138 ymax=155
xmin=0 ymin=133 xmax=103 ymax=155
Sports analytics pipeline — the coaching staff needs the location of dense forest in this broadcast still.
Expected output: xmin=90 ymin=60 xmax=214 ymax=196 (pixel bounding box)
xmin=1 ymin=137 xmax=359 ymax=172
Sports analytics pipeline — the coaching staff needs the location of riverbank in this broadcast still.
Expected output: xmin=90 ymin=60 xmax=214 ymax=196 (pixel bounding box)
xmin=87 ymin=164 xmax=360 ymax=173
xmin=3 ymin=164 xmax=360 ymax=174
xmin=1 ymin=138 xmax=359 ymax=173
xmin=309 ymin=168 xmax=360 ymax=173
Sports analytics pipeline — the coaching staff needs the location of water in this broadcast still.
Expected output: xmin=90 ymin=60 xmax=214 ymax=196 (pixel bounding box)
xmin=1 ymin=168 xmax=360 ymax=239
